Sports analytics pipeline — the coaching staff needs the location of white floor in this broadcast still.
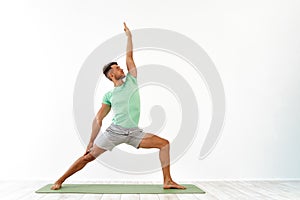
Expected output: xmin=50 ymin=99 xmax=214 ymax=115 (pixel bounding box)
xmin=1 ymin=180 xmax=300 ymax=200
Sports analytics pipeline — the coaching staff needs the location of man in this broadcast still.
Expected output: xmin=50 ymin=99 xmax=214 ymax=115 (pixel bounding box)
xmin=51 ymin=23 xmax=185 ymax=190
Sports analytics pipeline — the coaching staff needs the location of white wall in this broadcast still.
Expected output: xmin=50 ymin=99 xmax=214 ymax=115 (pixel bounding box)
xmin=0 ymin=0 xmax=300 ymax=181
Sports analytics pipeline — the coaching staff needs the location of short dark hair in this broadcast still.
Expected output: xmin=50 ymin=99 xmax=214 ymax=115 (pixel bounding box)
xmin=103 ymin=61 xmax=117 ymax=80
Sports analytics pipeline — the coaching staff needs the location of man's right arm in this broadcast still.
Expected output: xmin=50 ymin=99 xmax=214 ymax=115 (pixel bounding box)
xmin=86 ymin=103 xmax=111 ymax=153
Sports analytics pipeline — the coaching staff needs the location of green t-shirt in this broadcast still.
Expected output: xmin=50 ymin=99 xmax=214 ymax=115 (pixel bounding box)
xmin=102 ymin=73 xmax=140 ymax=128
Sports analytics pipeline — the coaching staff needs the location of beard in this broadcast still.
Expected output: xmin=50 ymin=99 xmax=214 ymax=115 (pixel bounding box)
xmin=116 ymin=74 xmax=126 ymax=80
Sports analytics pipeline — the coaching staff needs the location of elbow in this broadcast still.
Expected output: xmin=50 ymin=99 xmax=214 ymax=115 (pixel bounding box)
xmin=126 ymin=54 xmax=133 ymax=60
xmin=94 ymin=117 xmax=102 ymax=127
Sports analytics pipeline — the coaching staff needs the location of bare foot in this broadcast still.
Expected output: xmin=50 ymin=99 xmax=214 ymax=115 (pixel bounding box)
xmin=163 ymin=180 xmax=186 ymax=189
xmin=50 ymin=182 xmax=62 ymax=190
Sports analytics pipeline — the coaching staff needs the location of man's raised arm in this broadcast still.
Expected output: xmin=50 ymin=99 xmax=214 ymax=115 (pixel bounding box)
xmin=124 ymin=22 xmax=137 ymax=77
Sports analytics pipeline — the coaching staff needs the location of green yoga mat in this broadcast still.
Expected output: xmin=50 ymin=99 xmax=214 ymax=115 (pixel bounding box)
xmin=36 ymin=184 xmax=205 ymax=194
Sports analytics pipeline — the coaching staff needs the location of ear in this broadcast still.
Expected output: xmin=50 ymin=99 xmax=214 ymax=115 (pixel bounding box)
xmin=109 ymin=72 xmax=114 ymax=80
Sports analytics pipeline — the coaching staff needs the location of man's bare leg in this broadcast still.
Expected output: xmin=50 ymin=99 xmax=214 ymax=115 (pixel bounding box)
xmin=138 ymin=133 xmax=186 ymax=189
xmin=51 ymin=145 xmax=106 ymax=190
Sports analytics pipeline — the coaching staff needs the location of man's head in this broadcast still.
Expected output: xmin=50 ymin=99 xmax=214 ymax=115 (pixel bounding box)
xmin=103 ymin=61 xmax=125 ymax=81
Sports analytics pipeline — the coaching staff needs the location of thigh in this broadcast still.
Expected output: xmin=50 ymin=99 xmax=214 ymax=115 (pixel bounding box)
xmin=89 ymin=144 xmax=107 ymax=158
xmin=138 ymin=133 xmax=168 ymax=149
xmin=94 ymin=130 xmax=127 ymax=151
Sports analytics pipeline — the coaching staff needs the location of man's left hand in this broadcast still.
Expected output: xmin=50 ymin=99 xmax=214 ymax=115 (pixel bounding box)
xmin=123 ymin=22 xmax=132 ymax=37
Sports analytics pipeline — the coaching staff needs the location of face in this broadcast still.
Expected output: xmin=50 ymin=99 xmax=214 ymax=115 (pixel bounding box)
xmin=110 ymin=64 xmax=125 ymax=80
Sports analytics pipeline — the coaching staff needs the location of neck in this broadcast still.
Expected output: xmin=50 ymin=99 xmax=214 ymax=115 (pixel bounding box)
xmin=113 ymin=79 xmax=124 ymax=87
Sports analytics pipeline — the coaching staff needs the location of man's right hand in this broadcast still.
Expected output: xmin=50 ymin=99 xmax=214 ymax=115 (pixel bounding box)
xmin=84 ymin=142 xmax=93 ymax=155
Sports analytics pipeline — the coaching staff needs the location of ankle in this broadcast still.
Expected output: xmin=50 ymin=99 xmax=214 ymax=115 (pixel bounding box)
xmin=55 ymin=179 xmax=64 ymax=185
xmin=164 ymin=178 xmax=173 ymax=183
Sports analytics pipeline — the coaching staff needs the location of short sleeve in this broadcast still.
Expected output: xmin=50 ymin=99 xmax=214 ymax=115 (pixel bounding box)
xmin=102 ymin=91 xmax=112 ymax=105
xmin=125 ymin=72 xmax=137 ymax=84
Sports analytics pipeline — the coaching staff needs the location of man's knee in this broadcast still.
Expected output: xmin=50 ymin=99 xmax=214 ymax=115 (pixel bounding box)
xmin=159 ymin=138 xmax=169 ymax=149
xmin=83 ymin=153 xmax=96 ymax=162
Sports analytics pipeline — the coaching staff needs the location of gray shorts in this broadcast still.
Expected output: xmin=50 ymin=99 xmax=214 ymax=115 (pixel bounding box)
xmin=93 ymin=123 xmax=146 ymax=151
